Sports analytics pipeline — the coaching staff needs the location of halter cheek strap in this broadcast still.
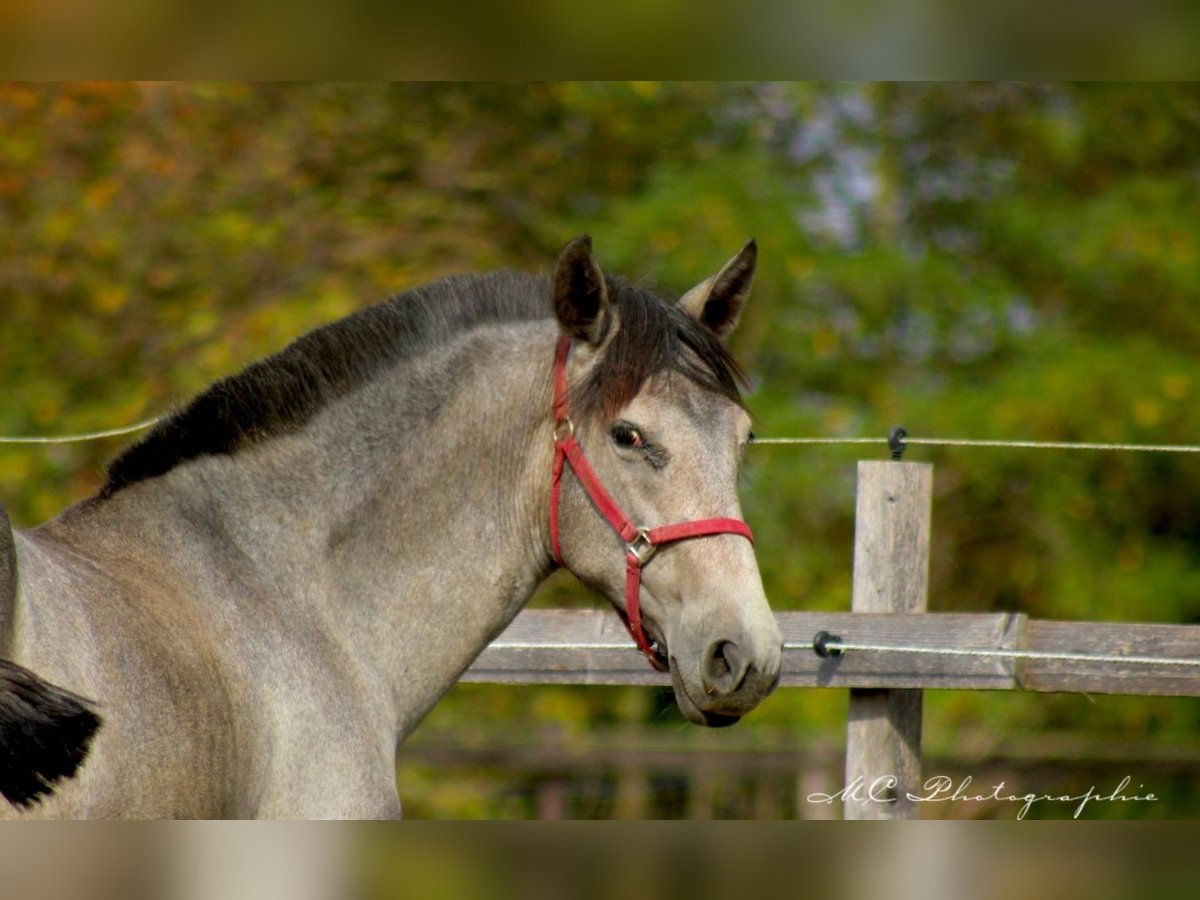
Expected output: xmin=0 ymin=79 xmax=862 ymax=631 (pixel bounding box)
xmin=548 ymin=335 xmax=754 ymax=671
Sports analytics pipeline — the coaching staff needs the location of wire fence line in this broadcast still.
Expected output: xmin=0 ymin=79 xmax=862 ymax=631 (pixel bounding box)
xmin=799 ymin=639 xmax=1200 ymax=669
xmin=4 ymin=418 xmax=1200 ymax=456
xmin=0 ymin=417 xmax=162 ymax=444
xmin=754 ymin=435 xmax=1200 ymax=454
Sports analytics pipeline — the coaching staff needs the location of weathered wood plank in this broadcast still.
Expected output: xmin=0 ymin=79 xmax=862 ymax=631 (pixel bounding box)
xmin=845 ymin=461 xmax=932 ymax=820
xmin=465 ymin=610 xmax=1024 ymax=688
xmin=781 ymin=612 xmax=1022 ymax=690
xmin=850 ymin=461 xmax=933 ymax=616
xmin=1020 ymin=619 xmax=1200 ymax=696
xmin=463 ymin=609 xmax=1200 ymax=696
xmin=464 ymin=608 xmax=670 ymax=686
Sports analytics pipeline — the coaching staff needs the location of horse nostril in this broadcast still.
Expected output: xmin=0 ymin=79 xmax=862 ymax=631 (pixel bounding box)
xmin=702 ymin=640 xmax=748 ymax=696
xmin=710 ymin=642 xmax=732 ymax=678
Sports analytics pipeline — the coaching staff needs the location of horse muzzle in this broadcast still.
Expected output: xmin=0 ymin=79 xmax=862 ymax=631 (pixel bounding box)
xmin=668 ymin=629 xmax=783 ymax=727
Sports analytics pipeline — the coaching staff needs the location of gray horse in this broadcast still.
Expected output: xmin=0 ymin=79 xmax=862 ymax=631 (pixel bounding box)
xmin=0 ymin=236 xmax=782 ymax=818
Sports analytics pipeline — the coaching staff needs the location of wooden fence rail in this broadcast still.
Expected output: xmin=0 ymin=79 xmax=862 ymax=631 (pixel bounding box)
xmin=467 ymin=608 xmax=1200 ymax=697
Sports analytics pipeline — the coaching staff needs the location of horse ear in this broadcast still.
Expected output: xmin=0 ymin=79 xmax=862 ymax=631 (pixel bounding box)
xmin=677 ymin=239 xmax=756 ymax=341
xmin=553 ymin=234 xmax=610 ymax=346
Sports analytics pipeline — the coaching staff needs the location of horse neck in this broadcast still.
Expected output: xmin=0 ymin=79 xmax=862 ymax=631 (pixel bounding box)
xmin=311 ymin=323 xmax=559 ymax=729
xmin=74 ymin=321 xmax=560 ymax=736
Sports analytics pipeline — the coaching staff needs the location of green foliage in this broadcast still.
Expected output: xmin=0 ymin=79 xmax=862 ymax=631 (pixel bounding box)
xmin=3 ymin=83 xmax=1198 ymax=817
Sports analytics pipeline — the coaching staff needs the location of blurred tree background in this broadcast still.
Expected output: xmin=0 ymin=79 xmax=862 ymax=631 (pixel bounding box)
xmin=2 ymin=82 xmax=1198 ymax=818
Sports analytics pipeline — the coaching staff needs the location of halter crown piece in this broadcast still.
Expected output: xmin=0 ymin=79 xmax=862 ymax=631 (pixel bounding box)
xmin=548 ymin=335 xmax=754 ymax=671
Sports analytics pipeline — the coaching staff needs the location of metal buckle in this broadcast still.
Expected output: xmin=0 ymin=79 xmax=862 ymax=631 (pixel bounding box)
xmin=553 ymin=418 xmax=574 ymax=442
xmin=627 ymin=528 xmax=657 ymax=566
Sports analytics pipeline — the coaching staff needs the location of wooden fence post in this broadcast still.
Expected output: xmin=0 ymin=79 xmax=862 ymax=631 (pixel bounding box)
xmin=843 ymin=460 xmax=933 ymax=819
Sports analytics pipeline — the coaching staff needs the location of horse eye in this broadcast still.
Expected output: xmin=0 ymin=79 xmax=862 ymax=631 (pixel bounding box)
xmin=611 ymin=423 xmax=645 ymax=449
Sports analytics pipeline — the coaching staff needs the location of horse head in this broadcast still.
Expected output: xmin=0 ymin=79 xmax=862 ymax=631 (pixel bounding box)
xmin=548 ymin=236 xmax=783 ymax=726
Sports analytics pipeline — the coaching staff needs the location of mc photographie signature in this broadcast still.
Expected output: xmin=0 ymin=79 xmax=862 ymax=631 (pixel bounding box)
xmin=807 ymin=775 xmax=1157 ymax=819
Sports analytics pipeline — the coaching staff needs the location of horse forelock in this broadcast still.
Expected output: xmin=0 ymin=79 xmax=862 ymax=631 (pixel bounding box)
xmin=575 ymin=276 xmax=747 ymax=422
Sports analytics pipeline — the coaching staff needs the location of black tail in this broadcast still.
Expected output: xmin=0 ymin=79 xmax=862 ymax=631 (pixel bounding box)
xmin=0 ymin=660 xmax=101 ymax=808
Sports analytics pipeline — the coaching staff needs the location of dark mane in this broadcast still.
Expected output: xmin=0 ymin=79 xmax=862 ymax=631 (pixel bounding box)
xmin=100 ymin=270 xmax=745 ymax=497
xmin=101 ymin=271 xmax=547 ymax=496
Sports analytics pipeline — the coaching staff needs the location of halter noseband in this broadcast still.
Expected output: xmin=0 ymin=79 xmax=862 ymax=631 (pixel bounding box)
xmin=548 ymin=334 xmax=754 ymax=671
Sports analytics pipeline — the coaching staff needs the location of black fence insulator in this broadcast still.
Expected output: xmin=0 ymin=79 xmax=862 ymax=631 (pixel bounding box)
xmin=812 ymin=630 xmax=844 ymax=658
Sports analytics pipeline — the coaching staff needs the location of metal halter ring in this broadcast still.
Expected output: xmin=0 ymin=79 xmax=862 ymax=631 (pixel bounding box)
xmin=553 ymin=418 xmax=575 ymax=442
xmin=626 ymin=529 xmax=657 ymax=566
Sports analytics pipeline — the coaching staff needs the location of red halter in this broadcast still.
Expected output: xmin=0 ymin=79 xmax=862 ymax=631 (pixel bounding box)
xmin=549 ymin=334 xmax=754 ymax=671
